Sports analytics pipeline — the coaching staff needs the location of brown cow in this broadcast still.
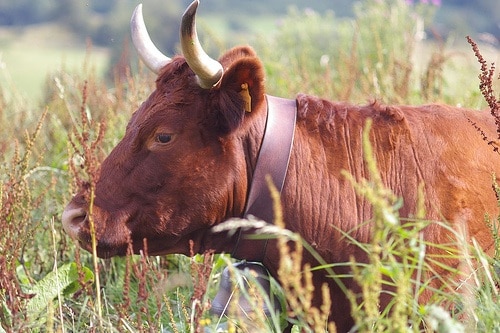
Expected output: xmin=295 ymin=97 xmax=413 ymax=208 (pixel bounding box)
xmin=62 ymin=1 xmax=499 ymax=331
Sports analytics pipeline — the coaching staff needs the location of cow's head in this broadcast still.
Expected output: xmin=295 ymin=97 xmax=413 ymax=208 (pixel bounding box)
xmin=62 ymin=0 xmax=267 ymax=258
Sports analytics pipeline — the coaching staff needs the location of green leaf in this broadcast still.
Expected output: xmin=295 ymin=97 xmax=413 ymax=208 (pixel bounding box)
xmin=15 ymin=260 xmax=32 ymax=286
xmin=26 ymin=262 xmax=93 ymax=319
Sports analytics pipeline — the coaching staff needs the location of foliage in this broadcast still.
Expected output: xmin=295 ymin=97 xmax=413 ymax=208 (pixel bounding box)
xmin=0 ymin=0 xmax=498 ymax=84
xmin=0 ymin=0 xmax=497 ymax=40
xmin=26 ymin=262 xmax=93 ymax=320
xmin=0 ymin=0 xmax=499 ymax=332
xmin=256 ymin=0 xmax=490 ymax=107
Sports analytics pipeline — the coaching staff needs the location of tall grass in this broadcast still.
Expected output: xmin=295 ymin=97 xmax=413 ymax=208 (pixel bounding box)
xmin=1 ymin=0 xmax=499 ymax=332
xmin=256 ymin=0 xmax=491 ymax=108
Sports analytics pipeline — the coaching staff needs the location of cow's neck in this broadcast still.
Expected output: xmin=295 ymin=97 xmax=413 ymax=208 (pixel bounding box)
xmin=231 ymin=94 xmax=297 ymax=261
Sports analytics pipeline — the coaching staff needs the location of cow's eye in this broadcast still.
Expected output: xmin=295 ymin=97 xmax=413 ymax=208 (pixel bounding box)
xmin=156 ymin=133 xmax=172 ymax=144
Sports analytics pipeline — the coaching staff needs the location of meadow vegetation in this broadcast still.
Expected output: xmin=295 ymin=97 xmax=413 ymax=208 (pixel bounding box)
xmin=1 ymin=0 xmax=499 ymax=332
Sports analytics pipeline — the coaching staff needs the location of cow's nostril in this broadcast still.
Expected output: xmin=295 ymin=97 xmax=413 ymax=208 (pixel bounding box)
xmin=62 ymin=205 xmax=87 ymax=239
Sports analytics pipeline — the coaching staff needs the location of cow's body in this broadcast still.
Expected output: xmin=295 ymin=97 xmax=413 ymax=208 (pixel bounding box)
xmin=62 ymin=1 xmax=499 ymax=332
xmin=266 ymin=95 xmax=499 ymax=330
xmin=286 ymin=94 xmax=497 ymax=252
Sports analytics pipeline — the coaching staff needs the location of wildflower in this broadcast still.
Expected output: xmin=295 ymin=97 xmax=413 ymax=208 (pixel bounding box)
xmin=199 ymin=318 xmax=211 ymax=326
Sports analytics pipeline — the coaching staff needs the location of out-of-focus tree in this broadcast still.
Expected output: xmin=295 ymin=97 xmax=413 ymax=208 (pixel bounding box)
xmin=54 ymin=0 xmax=92 ymax=36
xmin=0 ymin=0 xmax=57 ymax=25
xmin=434 ymin=0 xmax=499 ymax=40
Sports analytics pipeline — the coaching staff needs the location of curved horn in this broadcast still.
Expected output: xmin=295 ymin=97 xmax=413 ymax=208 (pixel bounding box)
xmin=130 ymin=4 xmax=171 ymax=74
xmin=180 ymin=0 xmax=223 ymax=89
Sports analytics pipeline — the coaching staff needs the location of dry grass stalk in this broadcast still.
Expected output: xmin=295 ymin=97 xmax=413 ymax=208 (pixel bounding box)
xmin=268 ymin=177 xmax=336 ymax=332
xmin=466 ymin=36 xmax=500 ymax=149
xmin=421 ymin=44 xmax=449 ymax=101
xmin=0 ymin=109 xmax=47 ymax=332
xmin=189 ymin=241 xmax=214 ymax=333
xmin=67 ymin=80 xmax=107 ymax=327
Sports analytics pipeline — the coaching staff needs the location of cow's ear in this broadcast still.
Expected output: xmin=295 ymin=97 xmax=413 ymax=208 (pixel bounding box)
xmin=212 ymin=56 xmax=266 ymax=134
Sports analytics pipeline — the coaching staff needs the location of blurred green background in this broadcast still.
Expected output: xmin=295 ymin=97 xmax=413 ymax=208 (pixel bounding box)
xmin=0 ymin=0 xmax=498 ymax=103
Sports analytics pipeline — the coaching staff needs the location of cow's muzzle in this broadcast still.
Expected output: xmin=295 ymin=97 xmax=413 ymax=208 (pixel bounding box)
xmin=62 ymin=203 xmax=87 ymax=240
